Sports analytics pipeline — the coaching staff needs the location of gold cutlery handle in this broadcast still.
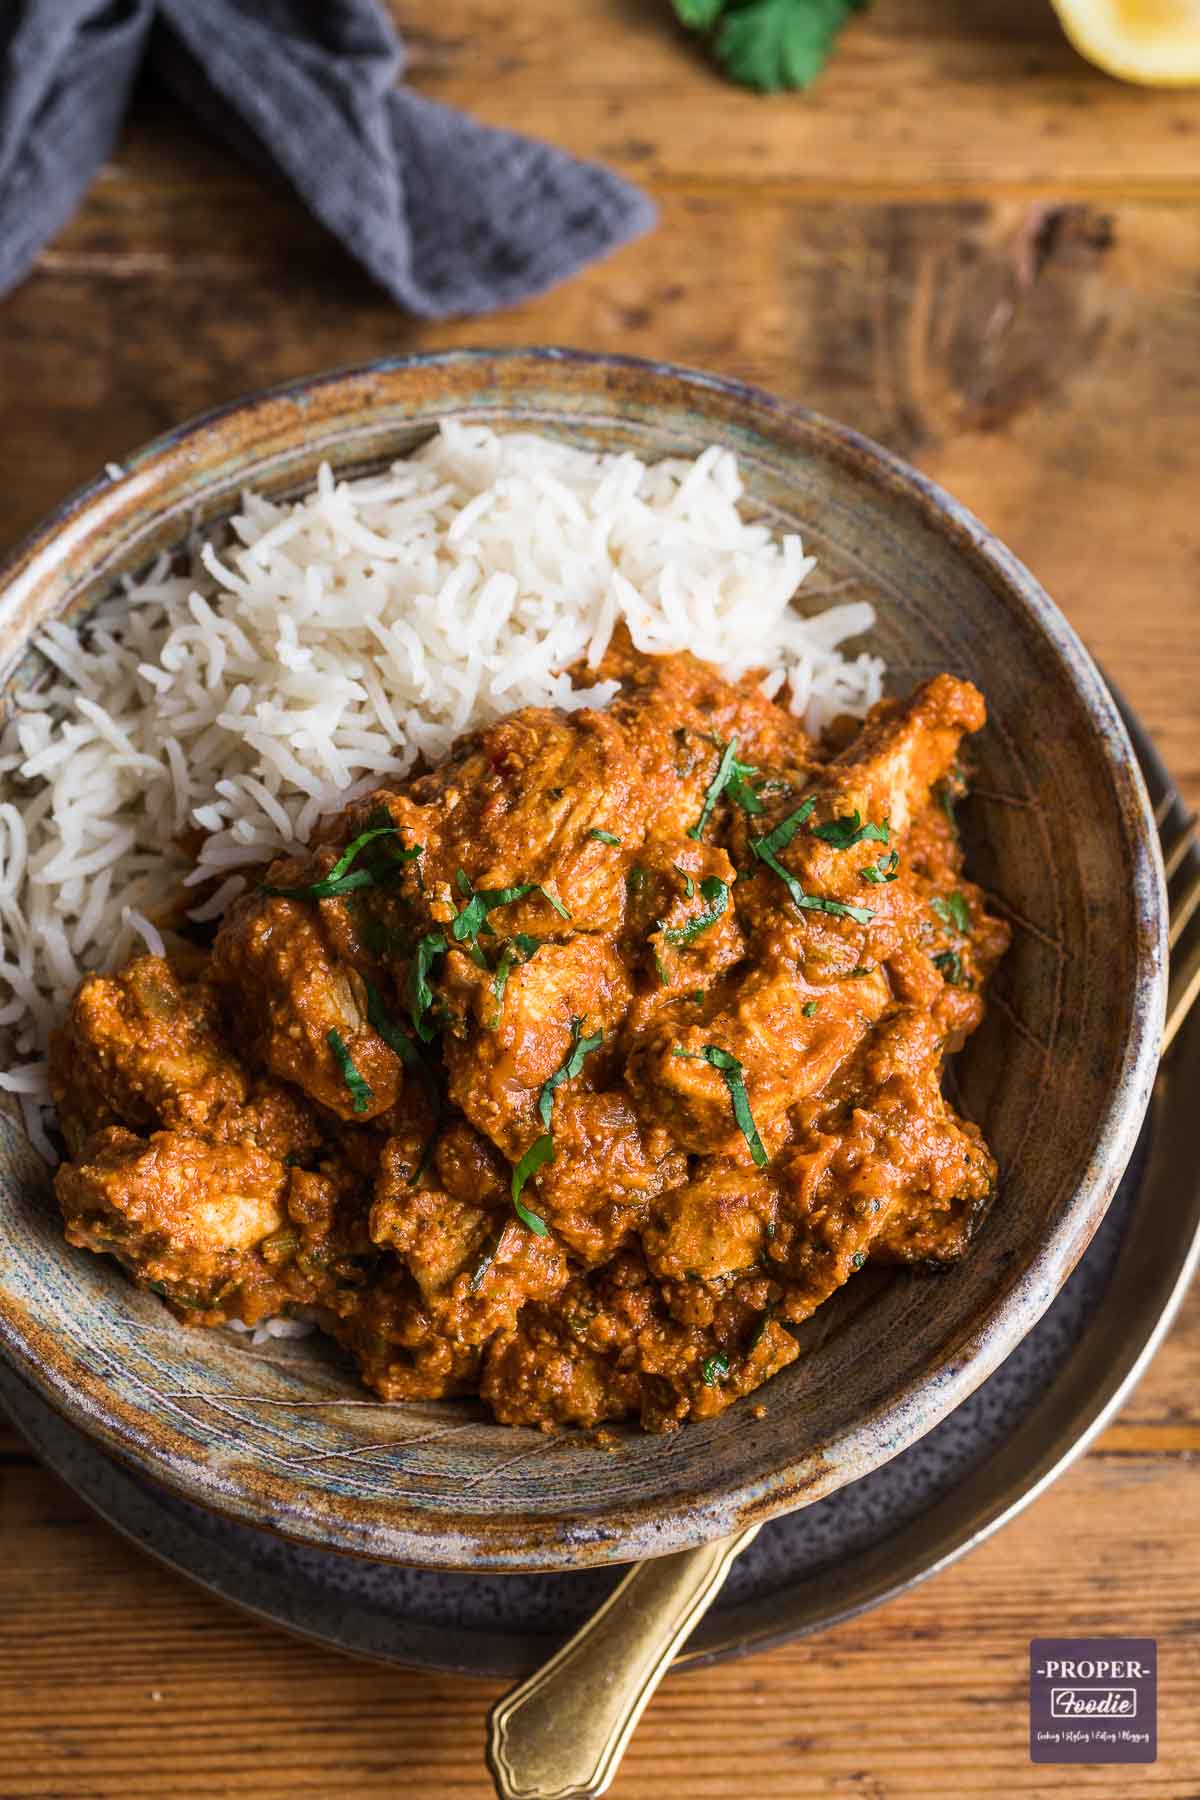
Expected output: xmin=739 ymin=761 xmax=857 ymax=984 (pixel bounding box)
xmin=487 ymin=1524 xmax=760 ymax=1800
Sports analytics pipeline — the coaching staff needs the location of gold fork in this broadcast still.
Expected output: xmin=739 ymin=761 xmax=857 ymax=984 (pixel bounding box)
xmin=488 ymin=784 xmax=1200 ymax=1800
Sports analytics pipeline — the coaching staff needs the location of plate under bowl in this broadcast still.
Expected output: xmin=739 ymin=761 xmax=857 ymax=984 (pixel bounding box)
xmin=0 ymin=349 xmax=1167 ymax=1570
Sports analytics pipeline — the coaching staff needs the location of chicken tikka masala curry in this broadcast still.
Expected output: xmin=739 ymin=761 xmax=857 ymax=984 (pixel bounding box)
xmin=50 ymin=639 xmax=1009 ymax=1432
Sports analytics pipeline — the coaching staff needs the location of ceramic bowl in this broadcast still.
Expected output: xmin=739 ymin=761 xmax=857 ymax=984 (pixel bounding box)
xmin=0 ymin=350 xmax=1167 ymax=1571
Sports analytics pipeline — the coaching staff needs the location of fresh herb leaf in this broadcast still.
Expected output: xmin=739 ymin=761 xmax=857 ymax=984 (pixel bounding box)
xmin=701 ymin=1351 xmax=731 ymax=1386
xmin=512 ymin=933 xmax=541 ymax=957
xmin=690 ymin=989 xmax=705 ymax=1003
xmin=626 ymin=867 xmax=647 ymax=894
xmin=861 ymin=849 xmax=900 ymax=884
xmin=326 ymin=1028 xmax=373 ymax=1115
xmin=451 ymin=873 xmax=571 ymax=946
xmin=365 ymin=980 xmax=441 ymax=1165
xmin=802 ymin=1000 xmax=818 ymax=1017
xmin=727 ymin=771 xmax=766 ymax=816
xmin=850 ymin=1251 xmax=866 ymax=1270
xmin=587 ymin=828 xmax=621 ymax=846
xmin=672 ymin=1043 xmax=768 ymax=1167
xmin=537 ymin=1018 xmax=605 ymax=1130
xmin=661 ymin=875 xmax=730 ymax=946
xmin=747 ymin=1310 xmax=772 ymax=1351
xmin=408 ymin=932 xmax=447 ymax=1041
xmin=713 ymin=0 xmax=869 ymax=93
xmin=749 ymin=799 xmax=874 ymax=925
xmin=511 ymin=1134 xmax=554 ymax=1233
xmin=674 ymin=0 xmax=723 ymax=27
xmin=931 ymin=891 xmax=971 ymax=934
xmin=262 ymin=825 xmax=423 ymax=901
xmin=753 ymin=797 xmax=816 ymax=858
xmin=675 ymin=865 xmax=696 ymax=899
xmin=688 ymin=735 xmax=759 ymax=842
xmin=811 ymin=811 xmax=890 ymax=850
xmin=933 ymin=949 xmax=965 ymax=987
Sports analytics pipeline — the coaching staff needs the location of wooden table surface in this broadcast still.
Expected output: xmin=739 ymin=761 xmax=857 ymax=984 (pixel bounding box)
xmin=2 ymin=3 xmax=1198 ymax=1795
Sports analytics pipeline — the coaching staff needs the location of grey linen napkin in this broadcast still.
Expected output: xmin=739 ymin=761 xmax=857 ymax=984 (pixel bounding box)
xmin=0 ymin=0 xmax=655 ymax=317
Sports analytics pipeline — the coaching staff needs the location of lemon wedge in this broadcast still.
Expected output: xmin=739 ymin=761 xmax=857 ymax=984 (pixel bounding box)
xmin=1051 ymin=0 xmax=1200 ymax=85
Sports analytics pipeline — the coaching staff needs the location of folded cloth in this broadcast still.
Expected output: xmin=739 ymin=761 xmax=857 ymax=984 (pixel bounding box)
xmin=0 ymin=0 xmax=655 ymax=317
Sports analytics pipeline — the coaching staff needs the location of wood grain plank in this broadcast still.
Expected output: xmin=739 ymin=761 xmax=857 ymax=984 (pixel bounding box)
xmin=0 ymin=1445 xmax=1196 ymax=1797
xmin=383 ymin=0 xmax=1200 ymax=192
xmin=6 ymin=185 xmax=1198 ymax=803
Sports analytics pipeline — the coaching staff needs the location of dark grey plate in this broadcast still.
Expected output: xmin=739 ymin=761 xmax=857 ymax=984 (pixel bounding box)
xmin=4 ymin=696 xmax=1195 ymax=1682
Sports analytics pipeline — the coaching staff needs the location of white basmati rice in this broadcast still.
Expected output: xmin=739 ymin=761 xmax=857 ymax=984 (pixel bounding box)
xmin=0 ymin=422 xmax=884 ymax=1154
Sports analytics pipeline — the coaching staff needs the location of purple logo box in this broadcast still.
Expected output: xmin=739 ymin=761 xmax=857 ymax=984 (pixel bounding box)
xmin=1030 ymin=1638 xmax=1156 ymax=1764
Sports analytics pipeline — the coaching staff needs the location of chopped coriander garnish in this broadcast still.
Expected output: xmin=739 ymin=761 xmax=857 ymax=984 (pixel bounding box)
xmin=326 ymin=1028 xmax=373 ymax=1115
xmin=850 ymin=1251 xmax=866 ymax=1270
xmin=511 ymin=1135 xmax=554 ymax=1234
xmin=802 ymin=1000 xmax=818 ymax=1018
xmin=810 ymin=811 xmax=890 ymax=850
xmin=749 ymin=800 xmax=875 ymax=925
xmin=862 ymin=849 xmax=900 ymax=884
xmin=672 ymin=1043 xmax=767 ymax=1167
xmin=587 ymin=828 xmax=621 ymax=846
xmin=408 ymin=931 xmax=447 ymax=1041
xmin=688 ymin=735 xmax=758 ymax=842
xmin=537 ymin=1017 xmax=605 ymax=1131
xmin=626 ymin=867 xmax=647 ymax=894
xmin=747 ymin=1310 xmax=772 ymax=1351
xmin=727 ymin=771 xmax=766 ymax=816
xmin=931 ymin=891 xmax=971 ymax=934
xmin=700 ymin=1351 xmax=730 ymax=1386
xmin=661 ymin=875 xmax=730 ymax=946
xmin=451 ymin=873 xmax=571 ymax=947
xmin=675 ymin=865 xmax=696 ymax=899
xmin=363 ymin=981 xmax=441 ymax=1182
xmin=933 ymin=949 xmax=965 ymax=986
xmin=690 ymin=989 xmax=705 ymax=1004
xmin=262 ymin=825 xmax=422 ymax=900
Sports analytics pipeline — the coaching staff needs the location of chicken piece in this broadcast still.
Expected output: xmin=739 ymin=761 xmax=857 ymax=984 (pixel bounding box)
xmin=49 ymin=957 xmax=248 ymax=1153
xmin=620 ymin=837 xmax=745 ymax=999
xmin=211 ymin=890 xmax=403 ymax=1122
xmin=56 ymin=1125 xmax=288 ymax=1314
xmin=480 ymin=1309 xmax=642 ymax=1430
xmin=333 ymin=1266 xmax=483 ymax=1401
xmin=533 ymin=1090 xmax=688 ymax=1264
xmin=625 ymin=961 xmax=890 ymax=1159
xmin=730 ymin=674 xmax=987 ymax=973
xmin=440 ymin=936 xmax=631 ymax=1160
xmin=641 ymin=1161 xmax=776 ymax=1282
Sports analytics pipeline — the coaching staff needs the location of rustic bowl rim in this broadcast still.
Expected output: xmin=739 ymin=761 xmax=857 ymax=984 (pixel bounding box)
xmin=0 ymin=348 xmax=1169 ymax=1570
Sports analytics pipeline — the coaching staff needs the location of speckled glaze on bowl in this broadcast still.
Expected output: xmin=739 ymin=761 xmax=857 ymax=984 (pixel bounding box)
xmin=0 ymin=350 xmax=1168 ymax=1572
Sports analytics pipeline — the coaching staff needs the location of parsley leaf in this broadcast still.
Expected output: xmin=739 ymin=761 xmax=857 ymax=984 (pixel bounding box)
xmin=537 ymin=1018 xmax=605 ymax=1131
xmin=586 ymin=828 xmax=622 ymax=846
xmin=511 ymin=1135 xmax=554 ymax=1234
xmin=674 ymin=0 xmax=723 ymax=25
xmin=714 ymin=0 xmax=868 ymax=93
xmin=661 ymin=874 xmax=730 ymax=946
xmin=688 ymin=735 xmax=759 ymax=842
xmin=672 ymin=1043 xmax=768 ymax=1166
xmin=326 ymin=1028 xmax=373 ymax=1115
xmin=701 ymin=1351 xmax=731 ymax=1386
xmin=802 ymin=999 xmax=818 ymax=1017
xmin=931 ymin=891 xmax=972 ymax=934
xmin=675 ymin=865 xmax=696 ymax=899
xmin=810 ymin=811 xmax=890 ymax=849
